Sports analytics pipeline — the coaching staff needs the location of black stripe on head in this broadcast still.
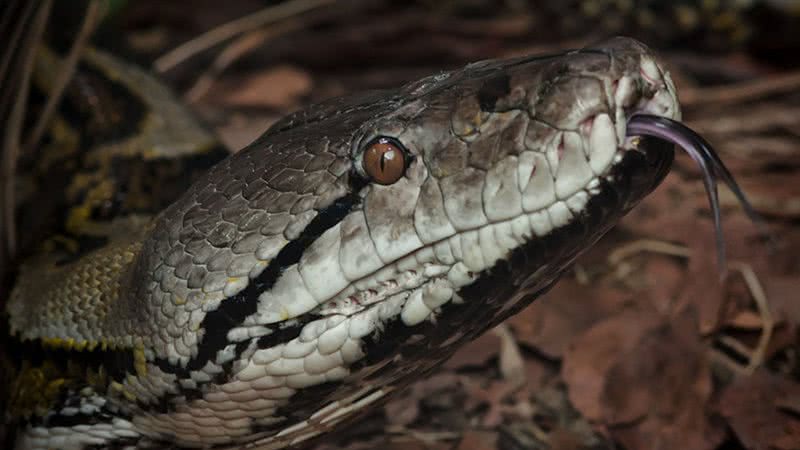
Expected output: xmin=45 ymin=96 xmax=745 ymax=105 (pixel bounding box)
xmin=156 ymin=175 xmax=369 ymax=380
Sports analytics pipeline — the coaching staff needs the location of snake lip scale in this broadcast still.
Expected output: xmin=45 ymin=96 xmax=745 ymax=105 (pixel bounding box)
xmin=5 ymin=37 xmax=754 ymax=449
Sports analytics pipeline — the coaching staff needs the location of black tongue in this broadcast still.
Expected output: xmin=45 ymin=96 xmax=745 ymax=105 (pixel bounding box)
xmin=626 ymin=114 xmax=770 ymax=277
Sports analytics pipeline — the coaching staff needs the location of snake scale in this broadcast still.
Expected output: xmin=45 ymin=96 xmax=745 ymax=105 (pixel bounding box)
xmin=4 ymin=35 xmax=748 ymax=449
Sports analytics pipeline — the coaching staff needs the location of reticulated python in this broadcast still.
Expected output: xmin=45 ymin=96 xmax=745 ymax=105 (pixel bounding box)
xmin=3 ymin=37 xmax=756 ymax=449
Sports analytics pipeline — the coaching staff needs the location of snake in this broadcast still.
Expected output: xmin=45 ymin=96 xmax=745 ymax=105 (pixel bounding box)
xmin=2 ymin=36 xmax=759 ymax=449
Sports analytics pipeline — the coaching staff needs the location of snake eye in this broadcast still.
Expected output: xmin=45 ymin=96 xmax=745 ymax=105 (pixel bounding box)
xmin=362 ymin=137 xmax=407 ymax=185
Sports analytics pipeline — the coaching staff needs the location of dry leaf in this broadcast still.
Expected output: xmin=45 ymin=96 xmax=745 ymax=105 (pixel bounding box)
xmin=216 ymin=65 xmax=312 ymax=109
xmin=719 ymin=371 xmax=800 ymax=450
xmin=733 ymin=173 xmax=800 ymax=219
xmin=444 ymin=331 xmax=500 ymax=370
xmin=383 ymin=373 xmax=461 ymax=427
xmin=561 ymin=307 xmax=661 ymax=421
xmin=603 ymin=311 xmax=724 ymax=450
xmin=727 ymin=310 xmax=766 ymax=330
xmin=764 ymin=274 xmax=800 ymax=326
xmin=508 ymin=279 xmax=627 ymax=359
xmin=456 ymin=430 xmax=497 ymax=450
xmin=562 ymin=307 xmax=724 ymax=450
xmin=494 ymin=325 xmax=526 ymax=387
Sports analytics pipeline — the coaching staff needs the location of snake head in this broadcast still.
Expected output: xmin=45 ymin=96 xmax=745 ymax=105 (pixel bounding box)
xmin=327 ymin=37 xmax=681 ymax=325
xmin=38 ymin=37 xmax=693 ymax=448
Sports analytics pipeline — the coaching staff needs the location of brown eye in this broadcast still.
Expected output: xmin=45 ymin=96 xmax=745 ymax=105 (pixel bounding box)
xmin=362 ymin=137 xmax=407 ymax=185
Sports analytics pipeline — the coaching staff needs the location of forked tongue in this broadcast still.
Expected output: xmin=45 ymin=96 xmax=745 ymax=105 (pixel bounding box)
xmin=626 ymin=114 xmax=769 ymax=277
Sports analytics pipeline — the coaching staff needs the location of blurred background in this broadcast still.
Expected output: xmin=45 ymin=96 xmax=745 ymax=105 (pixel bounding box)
xmin=2 ymin=1 xmax=800 ymax=449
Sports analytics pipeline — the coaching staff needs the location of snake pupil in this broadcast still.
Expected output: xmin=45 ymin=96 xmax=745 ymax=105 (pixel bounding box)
xmin=363 ymin=137 xmax=407 ymax=185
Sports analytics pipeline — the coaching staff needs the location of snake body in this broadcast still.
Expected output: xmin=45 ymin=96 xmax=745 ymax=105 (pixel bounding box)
xmin=4 ymin=37 xmax=680 ymax=449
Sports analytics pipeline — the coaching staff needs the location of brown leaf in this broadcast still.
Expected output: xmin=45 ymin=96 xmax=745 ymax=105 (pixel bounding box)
xmin=604 ymin=311 xmax=724 ymax=450
xmin=444 ymin=331 xmax=501 ymax=370
xmin=776 ymin=395 xmax=800 ymax=416
xmin=718 ymin=371 xmax=800 ymax=450
xmin=675 ymin=223 xmax=729 ymax=334
xmin=618 ymin=175 xmax=696 ymax=244
xmin=383 ymin=373 xmax=461 ymax=427
xmin=461 ymin=378 xmax=516 ymax=427
xmin=380 ymin=441 xmax=451 ymax=450
xmin=456 ymin=430 xmax=497 ymax=450
xmin=611 ymin=410 xmax=725 ymax=450
xmin=561 ymin=307 xmax=661 ymax=421
xmin=548 ymin=428 xmax=592 ymax=450
xmin=508 ymin=279 xmax=627 ymax=359
xmin=215 ymin=113 xmax=279 ymax=151
xmin=770 ymin=422 xmax=800 ymax=450
xmin=216 ymin=65 xmax=312 ymax=109
xmin=726 ymin=310 xmax=765 ymax=330
xmin=764 ymin=274 xmax=800 ymax=326
xmin=636 ymin=256 xmax=687 ymax=312
xmin=563 ymin=307 xmax=725 ymax=450
xmin=732 ymin=172 xmax=800 ymax=219
xmin=523 ymin=358 xmax=551 ymax=394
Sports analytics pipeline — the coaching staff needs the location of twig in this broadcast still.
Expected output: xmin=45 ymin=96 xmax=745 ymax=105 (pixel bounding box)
xmin=688 ymin=105 xmax=800 ymax=136
xmin=0 ymin=2 xmax=36 ymax=131
xmin=493 ymin=324 xmax=526 ymax=390
xmin=23 ymin=0 xmax=104 ymax=153
xmin=710 ymin=262 xmax=774 ymax=376
xmin=0 ymin=0 xmax=36 ymax=92
xmin=154 ymin=0 xmax=335 ymax=73
xmin=0 ymin=0 xmax=36 ymax=278
xmin=730 ymin=262 xmax=773 ymax=373
xmin=185 ymin=20 xmax=302 ymax=102
xmin=607 ymin=239 xmax=692 ymax=266
xmin=1 ymin=0 xmax=52 ymax=262
xmin=717 ymin=335 xmax=756 ymax=359
xmin=384 ymin=426 xmax=461 ymax=443
xmin=680 ymin=69 xmax=800 ymax=107
xmin=714 ymin=136 xmax=799 ymax=159
xmin=573 ymin=263 xmax=590 ymax=285
xmin=708 ymin=347 xmax=749 ymax=378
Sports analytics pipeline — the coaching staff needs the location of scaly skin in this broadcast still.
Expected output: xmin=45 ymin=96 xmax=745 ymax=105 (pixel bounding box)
xmin=6 ymin=37 xmax=680 ymax=449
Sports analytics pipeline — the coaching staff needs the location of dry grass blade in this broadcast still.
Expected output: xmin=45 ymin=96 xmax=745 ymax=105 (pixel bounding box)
xmin=607 ymin=239 xmax=691 ymax=266
xmin=680 ymin=69 xmax=800 ymax=106
xmin=492 ymin=324 xmax=526 ymax=389
xmin=689 ymin=105 xmax=800 ymax=136
xmin=23 ymin=0 xmax=104 ymax=153
xmin=154 ymin=0 xmax=336 ymax=73
xmin=185 ymin=20 xmax=303 ymax=102
xmin=0 ymin=1 xmax=36 ymax=91
xmin=730 ymin=262 xmax=774 ymax=373
xmin=0 ymin=0 xmax=36 ymax=278
xmin=1 ymin=0 xmax=52 ymax=268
